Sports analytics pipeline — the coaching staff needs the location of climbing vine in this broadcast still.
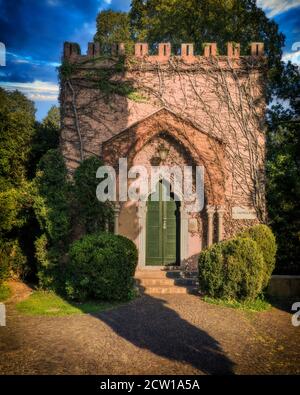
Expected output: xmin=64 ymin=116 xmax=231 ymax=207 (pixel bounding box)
xmin=59 ymin=55 xmax=267 ymax=223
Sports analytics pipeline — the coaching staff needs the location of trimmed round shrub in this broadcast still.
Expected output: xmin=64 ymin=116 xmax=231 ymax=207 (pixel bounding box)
xmin=198 ymin=237 xmax=265 ymax=301
xmin=239 ymin=224 xmax=277 ymax=288
xmin=65 ymin=232 xmax=138 ymax=301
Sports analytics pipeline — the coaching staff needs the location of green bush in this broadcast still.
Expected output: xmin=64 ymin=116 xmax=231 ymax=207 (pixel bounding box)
xmin=198 ymin=237 xmax=265 ymax=301
xmin=65 ymin=232 xmax=138 ymax=301
xmin=0 ymin=240 xmax=27 ymax=281
xmin=240 ymin=224 xmax=277 ymax=287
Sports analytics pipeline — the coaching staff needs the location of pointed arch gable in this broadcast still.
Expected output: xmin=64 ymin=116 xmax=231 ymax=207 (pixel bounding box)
xmin=102 ymin=107 xmax=226 ymax=205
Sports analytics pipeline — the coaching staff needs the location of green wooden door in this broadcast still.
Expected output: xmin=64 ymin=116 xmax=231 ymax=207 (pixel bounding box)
xmin=146 ymin=182 xmax=180 ymax=266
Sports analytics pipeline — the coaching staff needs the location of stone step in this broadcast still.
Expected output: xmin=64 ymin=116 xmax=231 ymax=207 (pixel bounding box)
xmin=135 ymin=268 xmax=198 ymax=295
xmin=174 ymin=277 xmax=198 ymax=286
xmin=135 ymin=270 xmax=182 ymax=279
xmin=137 ymin=277 xmax=198 ymax=287
xmin=142 ymin=285 xmax=190 ymax=295
xmin=138 ymin=278 xmax=175 ymax=286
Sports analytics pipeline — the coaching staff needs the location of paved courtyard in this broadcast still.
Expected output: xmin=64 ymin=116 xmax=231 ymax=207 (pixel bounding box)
xmin=0 ymin=286 xmax=299 ymax=375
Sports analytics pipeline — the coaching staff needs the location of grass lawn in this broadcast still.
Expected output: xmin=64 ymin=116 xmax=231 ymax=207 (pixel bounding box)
xmin=203 ymin=296 xmax=271 ymax=312
xmin=0 ymin=283 xmax=12 ymax=302
xmin=16 ymin=290 xmax=121 ymax=316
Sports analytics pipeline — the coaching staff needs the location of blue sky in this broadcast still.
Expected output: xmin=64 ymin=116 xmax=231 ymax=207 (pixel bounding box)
xmin=0 ymin=0 xmax=299 ymax=120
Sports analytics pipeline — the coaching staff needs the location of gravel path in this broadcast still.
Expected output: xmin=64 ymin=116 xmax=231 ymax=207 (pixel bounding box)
xmin=0 ymin=288 xmax=299 ymax=375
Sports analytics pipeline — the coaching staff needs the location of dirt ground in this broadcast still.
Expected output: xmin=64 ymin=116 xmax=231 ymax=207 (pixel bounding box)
xmin=0 ymin=282 xmax=299 ymax=375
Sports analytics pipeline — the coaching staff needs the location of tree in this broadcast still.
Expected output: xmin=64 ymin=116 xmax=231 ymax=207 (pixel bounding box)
xmin=0 ymin=88 xmax=35 ymax=191
xmin=129 ymin=0 xmax=284 ymax=96
xmin=29 ymin=105 xmax=60 ymax=177
xmin=94 ymin=9 xmax=133 ymax=53
xmin=0 ymin=88 xmax=36 ymax=279
xmin=33 ymin=149 xmax=71 ymax=289
xmin=266 ymin=61 xmax=300 ymax=274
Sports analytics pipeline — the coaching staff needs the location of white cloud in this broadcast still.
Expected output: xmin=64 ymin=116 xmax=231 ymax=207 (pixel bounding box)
xmin=0 ymin=80 xmax=59 ymax=101
xmin=282 ymin=50 xmax=300 ymax=64
xmin=47 ymin=0 xmax=60 ymax=6
xmin=13 ymin=59 xmax=31 ymax=64
xmin=257 ymin=0 xmax=300 ymax=18
xmin=7 ymin=51 xmax=60 ymax=67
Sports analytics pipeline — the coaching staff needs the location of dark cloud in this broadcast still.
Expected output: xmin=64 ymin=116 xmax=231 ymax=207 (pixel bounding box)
xmin=0 ymin=0 xmax=130 ymax=85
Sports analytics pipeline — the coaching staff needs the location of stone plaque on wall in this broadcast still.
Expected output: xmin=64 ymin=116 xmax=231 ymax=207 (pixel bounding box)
xmin=232 ymin=206 xmax=257 ymax=220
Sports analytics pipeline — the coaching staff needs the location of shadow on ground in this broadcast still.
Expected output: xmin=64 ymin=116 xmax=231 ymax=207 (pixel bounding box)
xmin=266 ymin=295 xmax=298 ymax=313
xmin=94 ymin=282 xmax=235 ymax=375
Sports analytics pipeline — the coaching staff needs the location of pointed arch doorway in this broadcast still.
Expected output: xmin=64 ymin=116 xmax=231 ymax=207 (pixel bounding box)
xmin=146 ymin=180 xmax=180 ymax=266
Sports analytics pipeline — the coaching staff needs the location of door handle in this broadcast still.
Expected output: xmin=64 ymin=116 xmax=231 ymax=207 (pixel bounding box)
xmin=163 ymin=218 xmax=167 ymax=229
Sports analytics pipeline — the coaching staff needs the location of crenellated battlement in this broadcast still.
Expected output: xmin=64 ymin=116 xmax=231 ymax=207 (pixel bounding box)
xmin=63 ymin=41 xmax=265 ymax=63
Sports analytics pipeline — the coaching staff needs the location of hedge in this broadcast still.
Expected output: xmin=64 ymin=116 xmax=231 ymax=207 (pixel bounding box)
xmin=239 ymin=224 xmax=277 ymax=288
xmin=65 ymin=232 xmax=138 ymax=301
xmin=198 ymin=236 xmax=265 ymax=301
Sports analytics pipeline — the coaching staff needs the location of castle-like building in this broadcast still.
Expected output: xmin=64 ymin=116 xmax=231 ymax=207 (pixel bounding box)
xmin=60 ymin=41 xmax=266 ymax=269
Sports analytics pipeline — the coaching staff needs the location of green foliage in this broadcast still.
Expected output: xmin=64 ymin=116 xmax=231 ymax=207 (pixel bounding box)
xmin=240 ymin=224 xmax=277 ymax=287
xmin=266 ymin=63 xmax=300 ymax=274
xmin=65 ymin=232 xmax=138 ymax=302
xmin=34 ymin=149 xmax=71 ymax=245
xmin=16 ymin=290 xmax=120 ymax=316
xmin=0 ymin=284 xmax=12 ymax=302
xmin=0 ymin=245 xmax=10 ymax=282
xmin=97 ymin=72 xmax=134 ymax=97
xmin=129 ymin=0 xmax=284 ymax=97
xmin=73 ymin=157 xmax=113 ymax=233
xmin=29 ymin=106 xmax=60 ymax=177
xmin=0 ymin=239 xmax=27 ymax=281
xmin=0 ymin=187 xmax=27 ymax=235
xmin=0 ymin=181 xmax=34 ymax=237
xmin=33 ymin=149 xmax=71 ymax=288
xmin=0 ymin=88 xmax=37 ymax=281
xmin=0 ymin=182 xmax=32 ymax=280
xmin=34 ymin=234 xmax=58 ymax=289
xmin=94 ymin=9 xmax=133 ymax=54
xmin=198 ymin=236 xmax=265 ymax=301
xmin=59 ymin=60 xmax=78 ymax=80
xmin=203 ymin=295 xmax=271 ymax=312
xmin=0 ymin=88 xmax=35 ymax=191
xmin=92 ymin=65 xmax=143 ymax=101
xmin=127 ymin=91 xmax=148 ymax=102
